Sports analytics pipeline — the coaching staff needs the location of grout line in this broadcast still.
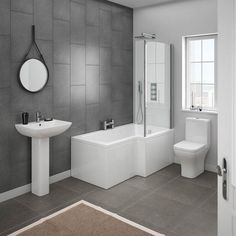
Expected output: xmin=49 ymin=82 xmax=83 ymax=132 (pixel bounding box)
xmin=10 ymin=9 xmax=33 ymax=16
xmin=197 ymin=190 xmax=217 ymax=209
xmin=118 ymin=175 xmax=181 ymax=214
xmin=0 ymin=215 xmax=41 ymax=236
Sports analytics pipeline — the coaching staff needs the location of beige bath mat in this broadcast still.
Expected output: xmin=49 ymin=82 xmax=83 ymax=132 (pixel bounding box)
xmin=9 ymin=200 xmax=164 ymax=236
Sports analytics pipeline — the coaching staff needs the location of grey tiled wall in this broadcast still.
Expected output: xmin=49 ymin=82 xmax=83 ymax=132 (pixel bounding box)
xmin=0 ymin=0 xmax=133 ymax=193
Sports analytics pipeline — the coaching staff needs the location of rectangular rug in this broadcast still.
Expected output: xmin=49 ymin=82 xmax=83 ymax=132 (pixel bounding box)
xmin=9 ymin=200 xmax=164 ymax=236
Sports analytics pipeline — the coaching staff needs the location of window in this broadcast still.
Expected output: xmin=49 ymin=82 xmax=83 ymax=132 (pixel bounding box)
xmin=182 ymin=34 xmax=217 ymax=112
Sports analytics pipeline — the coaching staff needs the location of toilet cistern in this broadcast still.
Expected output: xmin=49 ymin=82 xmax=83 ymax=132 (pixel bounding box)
xmin=173 ymin=117 xmax=210 ymax=178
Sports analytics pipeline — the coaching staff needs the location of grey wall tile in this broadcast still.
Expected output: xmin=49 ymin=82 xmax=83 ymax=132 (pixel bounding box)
xmin=70 ymin=1 xmax=85 ymax=44
xmin=112 ymin=48 xmax=124 ymax=66
xmin=86 ymin=65 xmax=99 ymax=104
xmin=71 ymin=44 xmax=85 ymax=85
xmin=86 ymin=104 xmax=100 ymax=132
xmin=0 ymin=0 xmax=133 ymax=193
xmin=86 ymin=0 xmax=99 ymax=26
xmin=0 ymin=154 xmax=11 ymax=193
xmin=112 ymin=81 xmax=124 ymax=101
xmin=100 ymin=65 xmax=111 ymax=84
xmin=53 ymin=64 xmax=70 ymax=107
xmin=52 ymin=133 xmax=70 ymax=154
xmin=11 ymin=0 xmax=33 ymax=14
xmin=71 ymin=85 xmax=85 ymax=109
xmin=54 ymin=19 xmax=70 ymax=43
xmin=71 ymin=106 xmax=86 ymax=133
xmin=51 ymin=149 xmax=71 ymax=175
xmin=112 ymin=5 xmax=124 ymax=31
xmin=0 ymin=0 xmax=10 ymax=9
xmin=112 ymin=31 xmax=123 ymax=49
xmin=112 ymin=66 xmax=124 ymax=84
xmin=53 ymin=0 xmax=70 ymax=21
xmin=10 ymin=63 xmax=34 ymax=112
xmin=99 ymin=0 xmax=112 ymax=11
xmin=54 ymin=42 xmax=70 ymax=64
xmin=34 ymin=0 xmax=53 ymax=40
xmin=71 ymin=85 xmax=86 ymax=131
xmin=0 ymin=8 xmax=10 ymax=35
xmin=71 ymin=0 xmax=85 ymax=4
xmin=123 ymin=50 xmax=133 ymax=68
xmin=9 ymin=121 xmax=31 ymax=165
xmin=33 ymin=86 xmax=53 ymax=117
xmin=100 ymin=9 xmax=112 ymax=32
xmin=53 ymin=20 xmax=70 ymax=64
xmin=100 ymin=28 xmax=111 ymax=47
xmin=53 ymin=106 xmax=70 ymax=121
xmin=99 ymin=84 xmax=112 ymax=120
xmin=100 ymin=47 xmax=112 ymax=84
xmin=86 ymin=26 xmax=99 ymax=65
xmin=11 ymin=11 xmax=33 ymax=62
xmin=100 ymin=47 xmax=112 ymax=66
xmin=0 ymin=36 xmax=10 ymax=88
xmin=0 ymin=88 xmax=10 ymax=113
xmin=10 ymin=161 xmax=31 ymax=188
xmin=37 ymin=40 xmax=53 ymax=86
xmin=123 ymin=66 xmax=133 ymax=84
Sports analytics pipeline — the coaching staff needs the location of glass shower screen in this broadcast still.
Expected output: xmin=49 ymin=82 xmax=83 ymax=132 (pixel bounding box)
xmin=134 ymin=39 xmax=171 ymax=137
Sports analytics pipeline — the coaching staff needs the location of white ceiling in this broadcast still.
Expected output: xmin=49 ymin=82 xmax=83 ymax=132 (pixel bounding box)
xmin=107 ymin=0 xmax=179 ymax=8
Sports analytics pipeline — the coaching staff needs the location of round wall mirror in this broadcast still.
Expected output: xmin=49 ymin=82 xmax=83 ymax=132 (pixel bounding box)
xmin=19 ymin=58 xmax=49 ymax=93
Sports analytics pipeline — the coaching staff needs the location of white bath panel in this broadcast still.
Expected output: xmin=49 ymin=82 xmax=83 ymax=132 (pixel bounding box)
xmin=71 ymin=124 xmax=174 ymax=189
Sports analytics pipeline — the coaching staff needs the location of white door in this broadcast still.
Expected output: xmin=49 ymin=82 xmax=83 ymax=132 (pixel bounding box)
xmin=217 ymin=0 xmax=234 ymax=235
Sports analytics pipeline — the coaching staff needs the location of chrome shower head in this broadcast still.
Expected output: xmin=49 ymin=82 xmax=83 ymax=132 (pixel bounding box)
xmin=134 ymin=33 xmax=157 ymax=40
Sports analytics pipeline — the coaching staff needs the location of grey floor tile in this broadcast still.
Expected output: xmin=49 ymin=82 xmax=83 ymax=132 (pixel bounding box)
xmin=84 ymin=183 xmax=147 ymax=213
xmin=0 ymin=200 xmax=38 ymax=235
xmin=14 ymin=184 xmax=78 ymax=215
xmin=199 ymin=192 xmax=217 ymax=214
xmin=182 ymin=171 xmax=217 ymax=189
xmin=157 ymin=164 xmax=181 ymax=178
xmin=120 ymin=193 xmax=192 ymax=232
xmin=55 ymin=177 xmax=100 ymax=195
xmin=0 ymin=216 xmax=42 ymax=236
xmin=0 ymin=167 xmax=217 ymax=236
xmin=124 ymin=173 xmax=174 ymax=192
xmin=172 ymin=208 xmax=217 ymax=236
xmin=155 ymin=177 xmax=215 ymax=206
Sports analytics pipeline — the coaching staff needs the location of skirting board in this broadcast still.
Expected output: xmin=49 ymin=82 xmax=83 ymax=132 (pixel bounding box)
xmin=0 ymin=170 xmax=71 ymax=203
xmin=174 ymin=159 xmax=217 ymax=173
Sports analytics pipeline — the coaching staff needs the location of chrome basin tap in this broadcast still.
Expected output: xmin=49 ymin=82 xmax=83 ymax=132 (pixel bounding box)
xmin=36 ymin=111 xmax=42 ymax=123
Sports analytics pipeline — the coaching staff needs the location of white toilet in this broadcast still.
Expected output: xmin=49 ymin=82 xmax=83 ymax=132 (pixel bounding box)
xmin=174 ymin=117 xmax=210 ymax=178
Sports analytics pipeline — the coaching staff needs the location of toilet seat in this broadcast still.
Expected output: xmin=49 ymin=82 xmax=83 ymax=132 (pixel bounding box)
xmin=174 ymin=141 xmax=206 ymax=153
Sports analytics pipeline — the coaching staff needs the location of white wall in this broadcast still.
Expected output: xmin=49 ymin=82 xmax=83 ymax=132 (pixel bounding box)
xmin=134 ymin=0 xmax=218 ymax=171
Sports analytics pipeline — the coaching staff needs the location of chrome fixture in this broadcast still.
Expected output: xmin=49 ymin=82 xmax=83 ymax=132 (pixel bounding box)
xmin=134 ymin=33 xmax=157 ymax=40
xmin=36 ymin=111 xmax=42 ymax=123
xmin=136 ymin=81 xmax=144 ymax=124
xmin=102 ymin=119 xmax=115 ymax=130
xmin=190 ymin=105 xmax=202 ymax=112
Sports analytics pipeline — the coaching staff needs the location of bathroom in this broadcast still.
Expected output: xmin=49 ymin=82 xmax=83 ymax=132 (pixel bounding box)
xmin=0 ymin=0 xmax=234 ymax=235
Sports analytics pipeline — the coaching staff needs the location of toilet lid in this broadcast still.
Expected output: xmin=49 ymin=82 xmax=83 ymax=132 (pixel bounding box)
xmin=174 ymin=141 xmax=206 ymax=153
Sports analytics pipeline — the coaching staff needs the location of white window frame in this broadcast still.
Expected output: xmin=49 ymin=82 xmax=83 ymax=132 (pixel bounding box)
xmin=182 ymin=33 xmax=218 ymax=113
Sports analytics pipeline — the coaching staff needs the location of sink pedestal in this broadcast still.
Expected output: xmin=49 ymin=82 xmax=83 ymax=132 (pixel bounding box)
xmin=15 ymin=119 xmax=72 ymax=196
xmin=32 ymin=138 xmax=49 ymax=196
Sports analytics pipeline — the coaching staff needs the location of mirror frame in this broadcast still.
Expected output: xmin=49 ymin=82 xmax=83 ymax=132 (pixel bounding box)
xmin=18 ymin=58 xmax=49 ymax=93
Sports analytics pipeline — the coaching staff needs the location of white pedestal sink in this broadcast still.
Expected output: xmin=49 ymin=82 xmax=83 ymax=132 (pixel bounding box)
xmin=15 ymin=120 xmax=72 ymax=196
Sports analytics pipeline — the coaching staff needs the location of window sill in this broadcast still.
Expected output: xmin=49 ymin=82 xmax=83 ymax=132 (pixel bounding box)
xmin=182 ymin=109 xmax=218 ymax=115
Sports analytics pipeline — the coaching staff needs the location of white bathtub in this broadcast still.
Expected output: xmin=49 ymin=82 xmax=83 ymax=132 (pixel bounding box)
xmin=71 ymin=124 xmax=174 ymax=189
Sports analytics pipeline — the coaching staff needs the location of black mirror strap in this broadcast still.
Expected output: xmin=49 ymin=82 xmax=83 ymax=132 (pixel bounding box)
xmin=24 ymin=25 xmax=46 ymax=64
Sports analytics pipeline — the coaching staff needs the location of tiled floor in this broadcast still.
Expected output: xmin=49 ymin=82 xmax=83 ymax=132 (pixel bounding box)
xmin=0 ymin=164 xmax=217 ymax=236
